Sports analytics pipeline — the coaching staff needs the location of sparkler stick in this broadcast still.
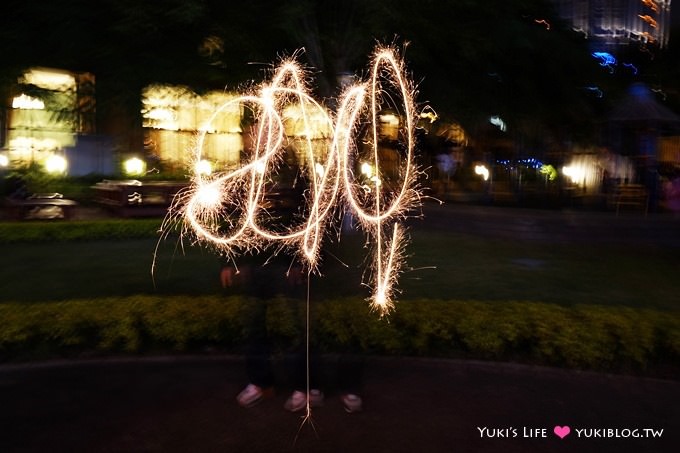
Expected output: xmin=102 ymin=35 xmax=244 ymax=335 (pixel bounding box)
xmin=161 ymin=45 xmax=420 ymax=314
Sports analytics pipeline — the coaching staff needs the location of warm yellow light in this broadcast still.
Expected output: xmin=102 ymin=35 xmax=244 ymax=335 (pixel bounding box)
xmin=45 ymin=154 xmax=67 ymax=174
xmin=540 ymin=164 xmax=558 ymax=181
xmin=195 ymin=159 xmax=212 ymax=176
xmin=315 ymin=163 xmax=325 ymax=178
xmin=12 ymin=94 xmax=45 ymax=110
xmin=21 ymin=69 xmax=76 ymax=91
xmin=9 ymin=137 xmax=60 ymax=152
xmin=360 ymin=162 xmax=373 ymax=178
xmin=124 ymin=157 xmax=146 ymax=176
xmin=419 ymin=107 xmax=438 ymax=124
xmin=0 ymin=154 xmax=9 ymax=167
xmin=196 ymin=184 xmax=221 ymax=208
xmin=379 ymin=113 xmax=399 ymax=126
xmin=283 ymin=103 xmax=332 ymax=138
xmin=474 ymin=164 xmax=489 ymax=181
xmin=562 ymin=165 xmax=585 ymax=184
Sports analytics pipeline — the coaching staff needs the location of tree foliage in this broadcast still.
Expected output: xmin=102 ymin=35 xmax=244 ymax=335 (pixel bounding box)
xmin=1 ymin=0 xmax=676 ymax=152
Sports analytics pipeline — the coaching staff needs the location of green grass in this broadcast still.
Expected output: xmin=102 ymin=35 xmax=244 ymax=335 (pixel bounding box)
xmin=1 ymin=227 xmax=678 ymax=312
xmin=1 ymin=213 xmax=678 ymax=374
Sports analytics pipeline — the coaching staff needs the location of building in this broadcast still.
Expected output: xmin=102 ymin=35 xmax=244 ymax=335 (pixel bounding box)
xmin=553 ymin=0 xmax=672 ymax=48
xmin=0 ymin=67 xmax=109 ymax=175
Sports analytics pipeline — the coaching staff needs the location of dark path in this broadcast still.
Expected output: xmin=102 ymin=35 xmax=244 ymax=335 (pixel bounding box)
xmin=0 ymin=356 xmax=677 ymax=453
xmin=413 ymin=202 xmax=680 ymax=246
xmin=2 ymin=204 xmax=678 ymax=452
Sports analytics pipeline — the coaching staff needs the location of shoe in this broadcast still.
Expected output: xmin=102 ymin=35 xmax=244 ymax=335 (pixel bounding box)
xmin=236 ymin=384 xmax=273 ymax=408
xmin=341 ymin=393 xmax=363 ymax=413
xmin=284 ymin=389 xmax=324 ymax=412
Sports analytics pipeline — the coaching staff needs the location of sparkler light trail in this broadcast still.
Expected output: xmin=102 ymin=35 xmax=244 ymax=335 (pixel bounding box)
xmin=160 ymin=45 xmax=420 ymax=314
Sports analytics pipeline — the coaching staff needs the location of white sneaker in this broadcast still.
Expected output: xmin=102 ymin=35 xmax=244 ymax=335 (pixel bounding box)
xmin=284 ymin=389 xmax=324 ymax=412
xmin=236 ymin=384 xmax=273 ymax=408
xmin=341 ymin=393 xmax=363 ymax=413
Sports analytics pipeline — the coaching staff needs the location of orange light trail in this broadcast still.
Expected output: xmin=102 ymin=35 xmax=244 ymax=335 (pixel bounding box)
xmin=160 ymin=45 xmax=420 ymax=314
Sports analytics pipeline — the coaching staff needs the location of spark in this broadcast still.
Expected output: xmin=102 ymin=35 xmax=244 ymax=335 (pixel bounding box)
xmin=159 ymin=45 xmax=420 ymax=315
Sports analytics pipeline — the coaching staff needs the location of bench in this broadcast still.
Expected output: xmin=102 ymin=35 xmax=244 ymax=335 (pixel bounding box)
xmin=91 ymin=180 xmax=188 ymax=218
xmin=3 ymin=193 xmax=78 ymax=220
xmin=612 ymin=184 xmax=648 ymax=216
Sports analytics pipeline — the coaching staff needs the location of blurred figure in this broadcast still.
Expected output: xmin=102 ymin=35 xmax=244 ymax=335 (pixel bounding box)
xmin=229 ymin=256 xmax=324 ymax=411
xmin=663 ymin=173 xmax=680 ymax=213
xmin=228 ymin=254 xmax=365 ymax=413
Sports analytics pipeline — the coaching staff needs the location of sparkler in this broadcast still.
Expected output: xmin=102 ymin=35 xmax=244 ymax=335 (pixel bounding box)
xmin=160 ymin=45 xmax=420 ymax=314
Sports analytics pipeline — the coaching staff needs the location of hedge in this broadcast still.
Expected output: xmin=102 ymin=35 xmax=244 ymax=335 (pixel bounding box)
xmin=0 ymin=219 xmax=162 ymax=243
xmin=1 ymin=296 xmax=678 ymax=377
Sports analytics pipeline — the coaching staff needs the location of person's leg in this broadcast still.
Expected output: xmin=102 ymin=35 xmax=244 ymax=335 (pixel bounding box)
xmin=337 ymin=354 xmax=365 ymax=413
xmin=236 ymin=268 xmax=276 ymax=407
xmin=284 ymin=341 xmax=324 ymax=412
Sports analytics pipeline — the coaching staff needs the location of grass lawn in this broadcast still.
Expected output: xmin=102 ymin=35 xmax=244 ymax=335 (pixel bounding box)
xmin=1 ymin=224 xmax=678 ymax=312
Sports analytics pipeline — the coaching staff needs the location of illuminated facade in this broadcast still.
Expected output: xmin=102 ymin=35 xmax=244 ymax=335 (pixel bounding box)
xmin=2 ymin=68 xmax=96 ymax=171
xmin=3 ymin=74 xmax=423 ymax=177
xmin=553 ymin=0 xmax=672 ymax=48
xmin=141 ymin=85 xmax=340 ymax=171
xmin=141 ymin=85 xmax=244 ymax=170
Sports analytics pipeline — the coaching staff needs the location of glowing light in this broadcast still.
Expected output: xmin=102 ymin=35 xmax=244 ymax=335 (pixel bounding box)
xmin=638 ymin=14 xmax=658 ymax=28
xmin=45 ymin=154 xmax=67 ymax=174
xmin=622 ymin=63 xmax=638 ymax=75
xmin=196 ymin=184 xmax=221 ymax=208
xmin=0 ymin=154 xmax=9 ymax=167
xmin=146 ymin=107 xmax=178 ymax=131
xmin=360 ymin=162 xmax=373 ymax=178
xmin=641 ymin=0 xmax=660 ymax=13
xmin=592 ymin=52 xmax=616 ymax=71
xmin=314 ymin=163 xmax=325 ymax=179
xmin=254 ymin=160 xmax=266 ymax=175
xmin=124 ymin=157 xmax=146 ymax=176
xmin=419 ymin=107 xmax=438 ymax=124
xmin=562 ymin=165 xmax=585 ymax=184
xmin=20 ymin=69 xmax=75 ymax=91
xmin=474 ymin=164 xmax=489 ymax=181
xmin=489 ymin=116 xmax=507 ymax=132
xmin=161 ymin=45 xmax=420 ymax=314
xmin=585 ymin=86 xmax=604 ymax=98
xmin=379 ymin=113 xmax=399 ymax=126
xmin=540 ymin=164 xmax=558 ymax=181
xmin=534 ymin=19 xmax=551 ymax=30
xmin=12 ymin=94 xmax=45 ymax=110
xmin=195 ymin=159 xmax=212 ymax=176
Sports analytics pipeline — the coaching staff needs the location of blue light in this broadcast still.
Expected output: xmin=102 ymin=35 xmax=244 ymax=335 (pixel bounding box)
xmin=592 ymin=52 xmax=616 ymax=72
xmin=622 ymin=62 xmax=638 ymax=75
xmin=585 ymin=86 xmax=604 ymax=98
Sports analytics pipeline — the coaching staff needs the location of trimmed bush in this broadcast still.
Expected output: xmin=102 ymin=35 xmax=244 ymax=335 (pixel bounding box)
xmin=0 ymin=219 xmax=162 ymax=243
xmin=1 ymin=296 xmax=678 ymax=377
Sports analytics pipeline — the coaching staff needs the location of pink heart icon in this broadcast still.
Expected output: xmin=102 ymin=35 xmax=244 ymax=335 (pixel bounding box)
xmin=554 ymin=426 xmax=571 ymax=439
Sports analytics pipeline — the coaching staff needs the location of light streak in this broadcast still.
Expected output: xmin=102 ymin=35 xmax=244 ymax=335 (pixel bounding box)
xmin=585 ymin=86 xmax=604 ymax=98
xmin=592 ymin=51 xmax=616 ymax=72
xmin=641 ymin=0 xmax=660 ymax=13
xmin=159 ymin=46 xmax=420 ymax=315
xmin=622 ymin=63 xmax=639 ymax=75
xmin=474 ymin=164 xmax=489 ymax=181
xmin=534 ymin=19 xmax=551 ymax=30
xmin=638 ymin=14 xmax=658 ymax=28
